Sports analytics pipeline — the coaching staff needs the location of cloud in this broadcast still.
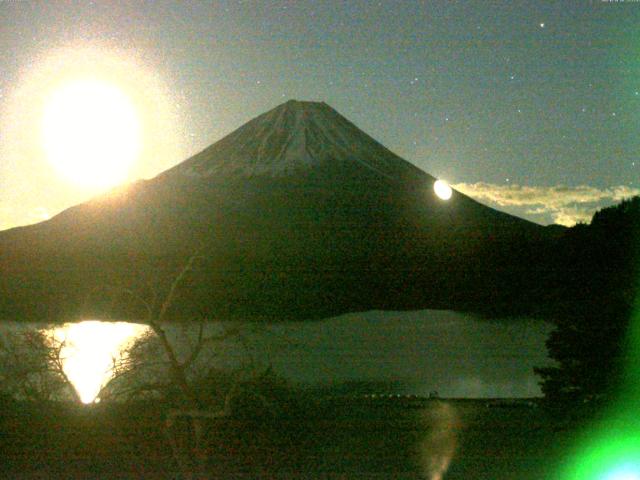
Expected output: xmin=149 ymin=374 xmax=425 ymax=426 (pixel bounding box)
xmin=453 ymin=183 xmax=640 ymax=226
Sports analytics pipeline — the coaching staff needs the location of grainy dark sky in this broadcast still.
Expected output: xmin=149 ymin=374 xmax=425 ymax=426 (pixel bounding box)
xmin=1 ymin=0 xmax=639 ymax=228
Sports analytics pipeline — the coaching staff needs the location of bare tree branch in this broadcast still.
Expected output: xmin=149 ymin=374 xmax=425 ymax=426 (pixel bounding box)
xmin=157 ymin=251 xmax=203 ymax=324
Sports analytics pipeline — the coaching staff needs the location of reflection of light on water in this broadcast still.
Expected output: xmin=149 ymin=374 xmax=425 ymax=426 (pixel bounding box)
xmin=417 ymin=401 xmax=460 ymax=480
xmin=47 ymin=321 xmax=148 ymax=404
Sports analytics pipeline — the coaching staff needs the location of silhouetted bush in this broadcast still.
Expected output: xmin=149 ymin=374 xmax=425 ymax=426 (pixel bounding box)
xmin=536 ymin=196 xmax=640 ymax=411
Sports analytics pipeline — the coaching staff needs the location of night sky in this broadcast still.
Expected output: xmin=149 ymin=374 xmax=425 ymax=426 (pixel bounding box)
xmin=1 ymin=0 xmax=639 ymax=229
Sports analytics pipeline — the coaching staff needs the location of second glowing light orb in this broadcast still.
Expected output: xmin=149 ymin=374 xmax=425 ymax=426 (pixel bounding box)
xmin=434 ymin=179 xmax=453 ymax=200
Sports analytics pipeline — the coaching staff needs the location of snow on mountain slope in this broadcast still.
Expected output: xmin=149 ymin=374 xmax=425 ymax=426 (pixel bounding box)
xmin=162 ymin=100 xmax=429 ymax=183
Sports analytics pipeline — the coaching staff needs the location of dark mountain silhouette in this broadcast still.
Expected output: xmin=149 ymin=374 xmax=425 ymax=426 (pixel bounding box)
xmin=0 ymin=100 xmax=562 ymax=323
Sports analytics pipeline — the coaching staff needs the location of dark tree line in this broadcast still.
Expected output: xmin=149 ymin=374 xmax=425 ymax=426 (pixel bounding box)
xmin=535 ymin=196 xmax=640 ymax=409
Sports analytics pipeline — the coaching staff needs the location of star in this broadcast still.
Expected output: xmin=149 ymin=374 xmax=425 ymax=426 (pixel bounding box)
xmin=539 ymin=22 xmax=545 ymax=28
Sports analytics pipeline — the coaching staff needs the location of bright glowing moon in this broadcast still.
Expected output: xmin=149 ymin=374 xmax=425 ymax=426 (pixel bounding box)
xmin=41 ymin=79 xmax=141 ymax=190
xmin=48 ymin=321 xmax=149 ymax=404
xmin=434 ymin=179 xmax=453 ymax=200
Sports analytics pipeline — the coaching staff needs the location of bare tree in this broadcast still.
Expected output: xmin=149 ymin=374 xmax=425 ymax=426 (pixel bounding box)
xmin=0 ymin=328 xmax=80 ymax=403
xmin=88 ymin=252 xmax=277 ymax=479
xmin=1 ymin=250 xmax=292 ymax=479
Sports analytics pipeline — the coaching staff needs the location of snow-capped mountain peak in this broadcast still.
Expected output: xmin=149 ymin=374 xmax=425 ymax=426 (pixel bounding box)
xmin=165 ymin=100 xmax=428 ymax=182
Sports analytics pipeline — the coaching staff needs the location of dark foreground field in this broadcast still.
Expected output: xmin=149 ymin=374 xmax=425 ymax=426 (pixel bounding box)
xmin=0 ymin=398 xmax=577 ymax=479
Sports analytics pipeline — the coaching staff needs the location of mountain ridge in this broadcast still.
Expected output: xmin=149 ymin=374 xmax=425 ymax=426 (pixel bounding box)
xmin=0 ymin=100 xmax=553 ymax=323
xmin=159 ymin=100 xmax=430 ymax=185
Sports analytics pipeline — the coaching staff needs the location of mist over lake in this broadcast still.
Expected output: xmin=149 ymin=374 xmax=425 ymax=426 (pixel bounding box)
xmin=240 ymin=310 xmax=554 ymax=398
xmin=1 ymin=310 xmax=552 ymax=399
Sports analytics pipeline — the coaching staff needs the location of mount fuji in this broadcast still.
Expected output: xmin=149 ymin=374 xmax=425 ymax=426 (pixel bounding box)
xmin=0 ymin=100 xmax=557 ymax=323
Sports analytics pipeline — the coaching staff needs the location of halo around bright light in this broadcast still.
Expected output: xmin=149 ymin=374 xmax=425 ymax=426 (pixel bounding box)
xmin=1 ymin=43 xmax=186 ymax=225
xmin=41 ymin=78 xmax=141 ymax=190
xmin=604 ymin=466 xmax=640 ymax=480
xmin=434 ymin=179 xmax=453 ymax=200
